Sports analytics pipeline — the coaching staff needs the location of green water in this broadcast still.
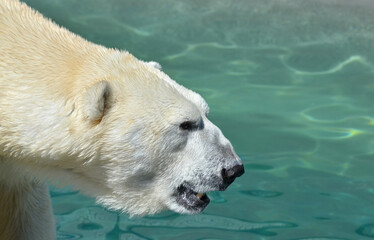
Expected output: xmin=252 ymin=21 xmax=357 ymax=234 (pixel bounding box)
xmin=22 ymin=0 xmax=374 ymax=239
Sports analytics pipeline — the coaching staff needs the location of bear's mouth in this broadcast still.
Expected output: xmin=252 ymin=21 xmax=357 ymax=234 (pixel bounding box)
xmin=174 ymin=183 xmax=210 ymax=212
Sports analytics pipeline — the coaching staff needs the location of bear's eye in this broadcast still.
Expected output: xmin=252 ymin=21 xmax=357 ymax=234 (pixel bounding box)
xmin=179 ymin=121 xmax=195 ymax=131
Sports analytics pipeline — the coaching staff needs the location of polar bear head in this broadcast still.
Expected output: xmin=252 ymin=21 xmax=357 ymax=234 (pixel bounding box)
xmin=73 ymin=54 xmax=244 ymax=216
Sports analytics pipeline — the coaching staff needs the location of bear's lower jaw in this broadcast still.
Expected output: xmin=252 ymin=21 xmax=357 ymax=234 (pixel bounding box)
xmin=174 ymin=183 xmax=210 ymax=213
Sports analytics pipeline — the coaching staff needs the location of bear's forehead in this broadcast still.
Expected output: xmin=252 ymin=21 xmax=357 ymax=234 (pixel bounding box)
xmin=118 ymin=54 xmax=209 ymax=116
xmin=185 ymin=92 xmax=209 ymax=116
xmin=170 ymin=87 xmax=209 ymax=116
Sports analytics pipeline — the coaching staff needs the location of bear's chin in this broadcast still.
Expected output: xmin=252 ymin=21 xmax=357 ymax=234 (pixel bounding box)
xmin=96 ymin=195 xmax=167 ymax=217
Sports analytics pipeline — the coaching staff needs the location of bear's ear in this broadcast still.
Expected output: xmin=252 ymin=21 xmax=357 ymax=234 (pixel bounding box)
xmin=84 ymin=81 xmax=111 ymax=123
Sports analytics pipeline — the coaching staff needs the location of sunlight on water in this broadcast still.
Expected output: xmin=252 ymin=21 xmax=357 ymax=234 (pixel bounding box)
xmin=22 ymin=0 xmax=374 ymax=239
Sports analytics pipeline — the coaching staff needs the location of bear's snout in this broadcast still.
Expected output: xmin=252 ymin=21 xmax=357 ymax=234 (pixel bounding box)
xmin=221 ymin=164 xmax=245 ymax=189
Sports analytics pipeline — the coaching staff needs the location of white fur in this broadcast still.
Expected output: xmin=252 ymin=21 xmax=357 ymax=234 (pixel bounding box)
xmin=148 ymin=61 xmax=162 ymax=70
xmin=0 ymin=1 xmax=242 ymax=239
xmin=0 ymin=161 xmax=55 ymax=240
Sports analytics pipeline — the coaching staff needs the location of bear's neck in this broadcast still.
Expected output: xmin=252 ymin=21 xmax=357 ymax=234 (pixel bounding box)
xmin=0 ymin=162 xmax=55 ymax=240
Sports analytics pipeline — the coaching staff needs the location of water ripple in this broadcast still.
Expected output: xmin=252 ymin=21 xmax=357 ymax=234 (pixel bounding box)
xmin=356 ymin=224 xmax=374 ymax=238
xmin=240 ymin=190 xmax=283 ymax=198
xmin=119 ymin=214 xmax=297 ymax=236
xmin=282 ymin=55 xmax=370 ymax=75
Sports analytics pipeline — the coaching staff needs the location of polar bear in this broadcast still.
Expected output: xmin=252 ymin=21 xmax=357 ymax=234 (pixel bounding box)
xmin=0 ymin=1 xmax=244 ymax=240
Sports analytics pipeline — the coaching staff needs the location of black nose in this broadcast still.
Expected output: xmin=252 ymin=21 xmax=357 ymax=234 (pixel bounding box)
xmin=221 ymin=164 xmax=245 ymax=185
